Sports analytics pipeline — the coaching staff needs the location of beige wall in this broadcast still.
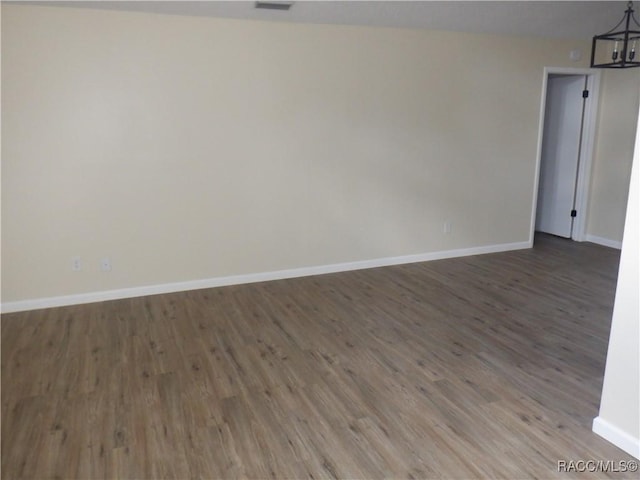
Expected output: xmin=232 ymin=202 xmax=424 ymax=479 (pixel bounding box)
xmin=593 ymin=99 xmax=640 ymax=459
xmin=587 ymin=69 xmax=640 ymax=244
xmin=0 ymin=4 xmax=626 ymax=304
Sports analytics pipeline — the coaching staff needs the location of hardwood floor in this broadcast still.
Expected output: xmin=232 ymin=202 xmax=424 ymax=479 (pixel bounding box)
xmin=2 ymin=234 xmax=636 ymax=479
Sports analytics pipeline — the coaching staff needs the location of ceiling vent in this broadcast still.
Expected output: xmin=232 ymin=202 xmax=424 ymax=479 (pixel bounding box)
xmin=255 ymin=1 xmax=293 ymax=11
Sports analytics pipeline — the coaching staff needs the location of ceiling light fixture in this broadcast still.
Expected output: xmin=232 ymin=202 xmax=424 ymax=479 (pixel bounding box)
xmin=255 ymin=1 xmax=293 ymax=11
xmin=591 ymin=1 xmax=640 ymax=68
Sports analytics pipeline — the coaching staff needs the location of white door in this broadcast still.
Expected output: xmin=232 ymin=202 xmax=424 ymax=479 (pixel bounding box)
xmin=535 ymin=74 xmax=586 ymax=238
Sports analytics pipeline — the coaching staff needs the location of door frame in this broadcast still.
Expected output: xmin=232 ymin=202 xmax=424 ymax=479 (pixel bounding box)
xmin=529 ymin=67 xmax=601 ymax=245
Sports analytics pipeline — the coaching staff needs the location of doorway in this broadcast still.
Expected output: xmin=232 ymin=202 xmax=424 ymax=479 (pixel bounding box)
xmin=531 ymin=67 xmax=601 ymax=244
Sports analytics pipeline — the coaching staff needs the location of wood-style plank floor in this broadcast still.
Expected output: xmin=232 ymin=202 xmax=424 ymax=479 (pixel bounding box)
xmin=2 ymin=233 xmax=636 ymax=479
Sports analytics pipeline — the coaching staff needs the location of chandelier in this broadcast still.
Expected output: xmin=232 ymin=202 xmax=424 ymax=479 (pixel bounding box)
xmin=591 ymin=1 xmax=640 ymax=68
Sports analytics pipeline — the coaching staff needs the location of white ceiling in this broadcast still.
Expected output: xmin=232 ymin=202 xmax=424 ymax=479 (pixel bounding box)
xmin=21 ymin=1 xmax=631 ymax=40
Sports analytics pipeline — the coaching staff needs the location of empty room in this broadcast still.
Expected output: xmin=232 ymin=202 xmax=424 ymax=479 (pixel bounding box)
xmin=2 ymin=1 xmax=639 ymax=478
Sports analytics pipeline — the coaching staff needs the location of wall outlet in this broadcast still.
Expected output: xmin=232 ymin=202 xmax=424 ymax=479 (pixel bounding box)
xmin=72 ymin=256 xmax=82 ymax=271
xmin=443 ymin=220 xmax=452 ymax=234
xmin=100 ymin=257 xmax=112 ymax=272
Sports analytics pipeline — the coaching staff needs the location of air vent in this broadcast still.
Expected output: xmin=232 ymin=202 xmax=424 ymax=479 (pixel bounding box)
xmin=255 ymin=1 xmax=293 ymax=11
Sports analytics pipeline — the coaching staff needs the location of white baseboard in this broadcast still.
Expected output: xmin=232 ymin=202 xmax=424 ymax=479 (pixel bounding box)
xmin=585 ymin=234 xmax=622 ymax=250
xmin=593 ymin=416 xmax=640 ymax=459
xmin=1 ymin=241 xmax=530 ymax=314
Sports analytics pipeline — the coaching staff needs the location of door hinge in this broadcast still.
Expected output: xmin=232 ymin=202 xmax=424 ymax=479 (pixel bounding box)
xmin=582 ymin=90 xmax=589 ymax=98
xmin=571 ymin=209 xmax=577 ymax=217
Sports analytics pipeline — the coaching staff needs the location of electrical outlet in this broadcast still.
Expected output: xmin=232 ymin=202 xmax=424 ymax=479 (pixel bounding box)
xmin=100 ymin=257 xmax=112 ymax=272
xmin=443 ymin=220 xmax=452 ymax=234
xmin=72 ymin=256 xmax=82 ymax=271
